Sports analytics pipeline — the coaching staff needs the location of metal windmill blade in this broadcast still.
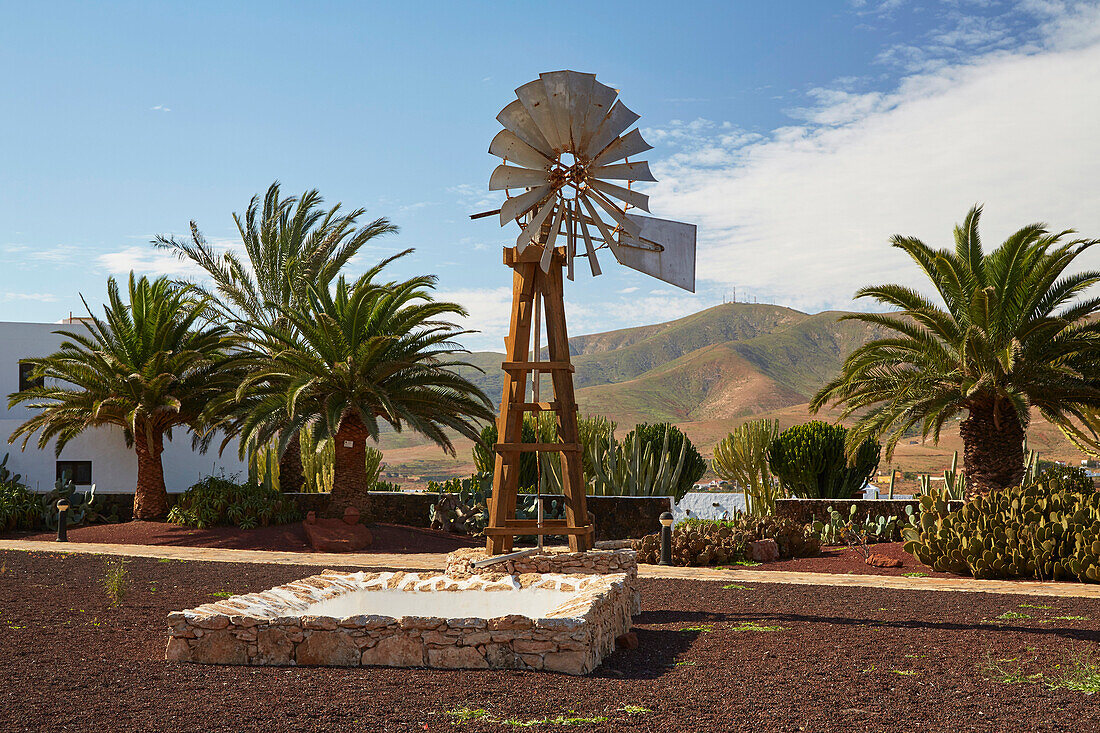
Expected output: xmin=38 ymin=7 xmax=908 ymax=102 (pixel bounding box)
xmin=484 ymin=70 xmax=696 ymax=290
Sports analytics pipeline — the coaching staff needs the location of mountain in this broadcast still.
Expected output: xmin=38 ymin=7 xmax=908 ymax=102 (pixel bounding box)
xmin=383 ymin=301 xmax=1087 ymax=486
xmin=457 ymin=302 xmax=888 ymax=425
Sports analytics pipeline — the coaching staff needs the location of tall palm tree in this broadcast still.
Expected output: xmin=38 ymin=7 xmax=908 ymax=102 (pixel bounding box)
xmin=811 ymin=205 xmax=1100 ymax=496
xmin=155 ymin=181 xmax=397 ymax=490
xmin=7 ymin=275 xmax=238 ymax=519
xmin=233 ymin=252 xmax=493 ymax=510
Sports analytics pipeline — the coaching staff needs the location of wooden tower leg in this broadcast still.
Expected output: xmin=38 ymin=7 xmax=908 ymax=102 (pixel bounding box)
xmin=486 ymin=245 xmax=593 ymax=554
xmin=487 ymin=256 xmax=535 ymax=554
xmin=541 ymin=262 xmax=591 ymax=551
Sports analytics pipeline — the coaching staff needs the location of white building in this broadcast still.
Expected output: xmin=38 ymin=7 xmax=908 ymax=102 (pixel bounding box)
xmin=1 ymin=320 xmax=246 ymax=494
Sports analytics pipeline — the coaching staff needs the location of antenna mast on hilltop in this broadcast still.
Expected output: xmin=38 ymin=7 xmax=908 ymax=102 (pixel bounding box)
xmin=473 ymin=70 xmax=698 ymax=553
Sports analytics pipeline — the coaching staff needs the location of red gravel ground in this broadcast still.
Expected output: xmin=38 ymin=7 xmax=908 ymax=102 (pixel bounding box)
xmin=9 ymin=521 xmax=479 ymax=554
xmin=1 ymin=550 xmax=1098 ymax=732
xmin=741 ymin=541 xmax=955 ymax=578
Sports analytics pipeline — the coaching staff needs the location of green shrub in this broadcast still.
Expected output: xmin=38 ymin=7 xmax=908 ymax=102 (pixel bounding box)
xmin=102 ymin=559 xmax=129 ymax=607
xmin=168 ymin=474 xmax=300 ymax=529
xmin=902 ymin=475 xmax=1100 ymax=580
xmin=623 ymin=423 xmax=706 ymax=500
xmin=767 ymin=421 xmax=880 ymax=500
xmin=0 ymin=453 xmax=39 ymax=531
xmin=1030 ymin=464 xmax=1094 ymax=494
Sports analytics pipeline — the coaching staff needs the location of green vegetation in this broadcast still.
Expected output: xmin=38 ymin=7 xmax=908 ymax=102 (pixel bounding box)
xmin=767 ymin=420 xmax=880 ymax=500
xmin=623 ymin=423 xmax=706 ymax=498
xmin=167 ymin=474 xmax=300 ymax=529
xmin=157 ymin=182 xmax=397 ymax=492
xmin=732 ymin=621 xmax=787 ymax=632
xmin=8 ymin=275 xmax=241 ymax=519
xmin=902 ymin=474 xmax=1100 ymax=580
xmin=0 ymin=453 xmax=37 ymax=531
xmin=711 ymin=418 xmax=782 ymax=514
xmin=588 ymin=426 xmax=689 ymax=498
xmin=812 ymin=205 xmax=1100 ymax=496
xmin=102 ymin=559 xmax=129 ymax=607
xmin=632 ymin=515 xmax=819 ymax=566
xmin=232 ymin=254 xmax=493 ymax=509
xmin=984 ymin=655 xmax=1100 ymax=694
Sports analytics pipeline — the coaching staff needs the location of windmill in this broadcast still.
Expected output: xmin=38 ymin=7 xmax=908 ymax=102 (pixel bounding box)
xmin=473 ymin=70 xmax=697 ymax=554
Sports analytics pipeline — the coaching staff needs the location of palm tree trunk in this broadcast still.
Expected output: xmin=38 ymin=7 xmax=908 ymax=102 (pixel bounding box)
xmin=330 ymin=412 xmax=370 ymax=515
xmin=133 ymin=429 xmax=168 ymax=520
xmin=279 ymin=431 xmax=304 ymax=492
xmin=959 ymin=400 xmax=1024 ymax=498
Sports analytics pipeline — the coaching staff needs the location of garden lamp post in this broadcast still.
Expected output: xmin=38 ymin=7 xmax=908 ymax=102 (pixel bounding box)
xmin=659 ymin=512 xmax=674 ymax=566
xmin=56 ymin=499 xmax=70 ymax=542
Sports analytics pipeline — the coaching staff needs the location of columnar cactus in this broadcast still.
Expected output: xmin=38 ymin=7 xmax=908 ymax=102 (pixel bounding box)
xmin=766 ymin=421 xmax=881 ymax=500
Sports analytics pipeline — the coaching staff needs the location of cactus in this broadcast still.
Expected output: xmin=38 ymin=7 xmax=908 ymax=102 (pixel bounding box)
xmin=38 ymin=470 xmax=98 ymax=530
xmin=0 ymin=453 xmax=38 ymax=531
xmin=811 ymin=504 xmax=903 ymax=545
xmin=901 ymin=474 xmax=1100 ymax=581
xmin=766 ymin=421 xmax=881 ymax=500
xmin=587 ymin=428 xmax=688 ymax=497
xmin=248 ymin=442 xmax=279 ymax=493
xmin=711 ymin=419 xmax=783 ymax=515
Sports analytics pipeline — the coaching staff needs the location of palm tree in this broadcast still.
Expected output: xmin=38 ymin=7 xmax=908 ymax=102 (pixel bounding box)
xmin=811 ymin=205 xmax=1100 ymax=496
xmin=154 ymin=181 xmax=397 ymax=490
xmin=8 ymin=275 xmax=238 ymax=519
xmin=233 ymin=252 xmax=494 ymax=509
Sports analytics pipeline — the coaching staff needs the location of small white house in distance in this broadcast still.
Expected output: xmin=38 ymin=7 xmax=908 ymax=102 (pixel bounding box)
xmin=0 ymin=320 xmax=246 ymax=494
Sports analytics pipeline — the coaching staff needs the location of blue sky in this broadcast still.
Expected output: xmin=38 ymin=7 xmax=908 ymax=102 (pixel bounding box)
xmin=3 ymin=1 xmax=1100 ymax=350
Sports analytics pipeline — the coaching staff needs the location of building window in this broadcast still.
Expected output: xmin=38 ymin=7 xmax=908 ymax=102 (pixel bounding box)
xmin=18 ymin=362 xmax=44 ymax=392
xmin=56 ymin=461 xmax=92 ymax=485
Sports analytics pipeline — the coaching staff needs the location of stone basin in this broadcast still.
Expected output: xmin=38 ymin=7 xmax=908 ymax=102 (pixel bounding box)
xmin=165 ymin=570 xmax=634 ymax=675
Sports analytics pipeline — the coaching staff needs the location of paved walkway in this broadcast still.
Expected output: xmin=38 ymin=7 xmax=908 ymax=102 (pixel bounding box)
xmin=3 ymin=539 xmax=1100 ymax=599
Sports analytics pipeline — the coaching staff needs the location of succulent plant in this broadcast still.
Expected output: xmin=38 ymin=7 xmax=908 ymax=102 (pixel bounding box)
xmin=632 ymin=515 xmax=820 ymax=566
xmin=902 ymin=474 xmax=1100 ymax=581
xmin=587 ymin=428 xmax=688 ymax=498
xmin=767 ymin=421 xmax=880 ymax=500
xmin=0 ymin=453 xmax=38 ymax=531
xmin=38 ymin=470 xmax=99 ymax=530
xmin=812 ymin=504 xmax=908 ymax=545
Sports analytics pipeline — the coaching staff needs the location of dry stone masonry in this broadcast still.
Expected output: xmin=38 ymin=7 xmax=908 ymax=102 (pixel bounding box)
xmin=165 ymin=569 xmax=634 ymax=675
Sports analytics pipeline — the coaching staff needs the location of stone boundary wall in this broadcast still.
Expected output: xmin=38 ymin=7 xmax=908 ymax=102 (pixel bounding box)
xmin=289 ymin=493 xmax=669 ymax=540
xmin=165 ymin=570 xmax=633 ymax=675
xmin=445 ymin=548 xmax=636 ymax=581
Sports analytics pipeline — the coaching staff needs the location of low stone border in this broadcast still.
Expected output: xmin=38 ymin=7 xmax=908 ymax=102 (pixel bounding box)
xmin=445 ymin=547 xmax=637 ymax=580
xmin=165 ymin=570 xmax=633 ymax=675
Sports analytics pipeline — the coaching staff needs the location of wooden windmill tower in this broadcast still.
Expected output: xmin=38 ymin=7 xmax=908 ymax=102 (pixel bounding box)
xmin=475 ymin=71 xmax=697 ymax=554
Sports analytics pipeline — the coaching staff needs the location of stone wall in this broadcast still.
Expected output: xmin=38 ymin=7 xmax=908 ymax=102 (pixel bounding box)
xmin=166 ymin=570 xmax=633 ymax=675
xmin=289 ymin=492 xmax=669 ymax=540
xmin=445 ymin=548 xmax=636 ymax=581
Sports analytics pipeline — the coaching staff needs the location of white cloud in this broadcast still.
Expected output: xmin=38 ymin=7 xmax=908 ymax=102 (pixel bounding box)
xmin=151 ymin=104 xmax=171 ymax=112
xmin=1 ymin=292 xmax=57 ymax=302
xmin=96 ymin=246 xmax=209 ymax=278
xmin=616 ymin=286 xmax=639 ymax=294
xmin=434 ymin=286 xmax=514 ymax=352
xmin=646 ymin=2 xmax=1100 ymax=315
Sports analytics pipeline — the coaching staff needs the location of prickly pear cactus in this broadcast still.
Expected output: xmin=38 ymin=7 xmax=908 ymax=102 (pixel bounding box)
xmin=902 ymin=476 xmax=1100 ymax=581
